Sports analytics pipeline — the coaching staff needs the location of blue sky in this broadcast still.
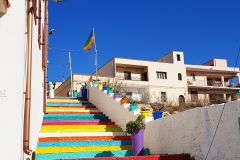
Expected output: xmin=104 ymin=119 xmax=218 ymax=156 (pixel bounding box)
xmin=48 ymin=0 xmax=240 ymax=82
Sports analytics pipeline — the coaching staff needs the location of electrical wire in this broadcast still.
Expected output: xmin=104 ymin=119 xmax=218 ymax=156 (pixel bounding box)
xmin=205 ymin=47 xmax=240 ymax=160
xmin=49 ymin=47 xmax=92 ymax=53
xmin=48 ymin=48 xmax=69 ymax=67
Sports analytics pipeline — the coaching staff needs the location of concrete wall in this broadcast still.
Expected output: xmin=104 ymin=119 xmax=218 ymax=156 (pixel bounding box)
xmin=88 ymin=82 xmax=240 ymax=159
xmin=114 ymin=55 xmax=187 ymax=103
xmin=203 ymin=59 xmax=227 ymax=67
xmin=55 ymin=78 xmax=71 ymax=96
xmin=56 ymin=74 xmax=118 ymax=96
xmin=156 ymin=51 xmax=174 ymax=63
xmin=144 ymin=101 xmax=240 ymax=160
xmin=96 ymin=59 xmax=115 ymax=77
xmin=0 ymin=1 xmax=45 ymax=159
xmin=89 ymin=84 xmax=141 ymax=130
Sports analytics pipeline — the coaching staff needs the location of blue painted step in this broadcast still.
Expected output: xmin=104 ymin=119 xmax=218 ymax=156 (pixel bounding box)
xmin=36 ymin=150 xmax=133 ymax=160
xmin=47 ymin=103 xmax=94 ymax=106
xmin=37 ymin=140 xmax=132 ymax=147
xmin=43 ymin=114 xmax=108 ymax=120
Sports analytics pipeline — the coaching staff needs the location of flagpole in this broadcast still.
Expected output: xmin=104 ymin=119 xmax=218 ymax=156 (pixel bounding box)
xmin=69 ymin=51 xmax=73 ymax=97
xmin=93 ymin=28 xmax=98 ymax=80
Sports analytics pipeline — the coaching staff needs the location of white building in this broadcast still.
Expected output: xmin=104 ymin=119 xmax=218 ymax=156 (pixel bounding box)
xmin=0 ymin=1 xmax=47 ymax=159
xmin=57 ymin=51 xmax=240 ymax=105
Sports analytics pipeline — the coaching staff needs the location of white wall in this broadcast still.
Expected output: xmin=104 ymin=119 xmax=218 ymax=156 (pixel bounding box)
xmin=89 ymin=85 xmax=240 ymax=159
xmin=144 ymin=101 xmax=240 ymax=160
xmin=95 ymin=59 xmax=115 ymax=77
xmin=89 ymin=84 xmax=141 ymax=131
xmin=114 ymin=57 xmax=187 ymax=103
xmin=0 ymin=1 xmax=44 ymax=159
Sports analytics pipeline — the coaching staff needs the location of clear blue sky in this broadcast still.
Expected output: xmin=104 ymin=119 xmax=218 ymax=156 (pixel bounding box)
xmin=48 ymin=0 xmax=240 ymax=82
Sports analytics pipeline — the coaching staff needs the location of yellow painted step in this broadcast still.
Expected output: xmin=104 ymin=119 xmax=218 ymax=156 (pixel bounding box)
xmin=40 ymin=127 xmax=122 ymax=133
xmin=46 ymin=107 xmax=98 ymax=111
xmin=36 ymin=145 xmax=132 ymax=154
xmin=47 ymin=99 xmax=80 ymax=103
xmin=41 ymin=125 xmax=118 ymax=130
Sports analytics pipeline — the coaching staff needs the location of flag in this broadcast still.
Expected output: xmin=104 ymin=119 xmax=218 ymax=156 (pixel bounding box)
xmin=83 ymin=29 xmax=95 ymax=50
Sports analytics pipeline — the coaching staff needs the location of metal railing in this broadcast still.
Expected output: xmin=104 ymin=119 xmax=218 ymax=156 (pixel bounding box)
xmin=116 ymin=76 xmax=147 ymax=81
xmin=187 ymin=79 xmax=237 ymax=88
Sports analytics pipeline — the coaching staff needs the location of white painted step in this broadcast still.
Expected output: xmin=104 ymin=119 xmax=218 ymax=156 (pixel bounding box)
xmin=39 ymin=132 xmax=127 ymax=138
xmin=47 ymin=110 xmax=101 ymax=113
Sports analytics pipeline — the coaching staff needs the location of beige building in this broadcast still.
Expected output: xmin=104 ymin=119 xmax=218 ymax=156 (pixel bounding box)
xmin=56 ymin=51 xmax=240 ymax=105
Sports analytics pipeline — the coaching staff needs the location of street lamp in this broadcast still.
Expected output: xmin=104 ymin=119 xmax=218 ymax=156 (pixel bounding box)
xmin=49 ymin=29 xmax=55 ymax=35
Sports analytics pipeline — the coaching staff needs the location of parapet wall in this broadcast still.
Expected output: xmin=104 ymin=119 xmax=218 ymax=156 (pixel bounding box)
xmin=144 ymin=101 xmax=240 ymax=160
xmin=88 ymin=84 xmax=240 ymax=159
xmin=88 ymin=84 xmax=140 ymax=131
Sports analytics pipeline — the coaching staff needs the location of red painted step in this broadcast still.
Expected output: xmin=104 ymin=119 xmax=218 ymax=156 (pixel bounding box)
xmin=67 ymin=154 xmax=190 ymax=160
xmin=46 ymin=112 xmax=103 ymax=114
xmin=42 ymin=122 xmax=115 ymax=125
xmin=47 ymin=106 xmax=97 ymax=108
xmin=38 ymin=136 xmax=131 ymax=142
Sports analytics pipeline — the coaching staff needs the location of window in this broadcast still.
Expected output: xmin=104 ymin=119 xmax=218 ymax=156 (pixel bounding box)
xmin=177 ymin=54 xmax=181 ymax=61
xmin=141 ymin=72 xmax=147 ymax=81
xmin=190 ymin=73 xmax=195 ymax=80
xmin=178 ymin=73 xmax=182 ymax=80
xmin=124 ymin=71 xmax=131 ymax=80
xmin=161 ymin=92 xmax=167 ymax=102
xmin=190 ymin=91 xmax=198 ymax=101
xmin=157 ymin=72 xmax=167 ymax=79
xmin=207 ymin=79 xmax=213 ymax=86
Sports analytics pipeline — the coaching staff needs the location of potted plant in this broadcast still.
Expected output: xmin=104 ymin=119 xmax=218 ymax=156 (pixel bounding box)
xmin=107 ymin=85 xmax=114 ymax=94
xmin=73 ymin=82 xmax=80 ymax=98
xmin=97 ymin=79 xmax=103 ymax=89
xmin=107 ymin=79 xmax=114 ymax=94
xmin=112 ymin=79 xmax=125 ymax=99
xmin=152 ymin=104 xmax=163 ymax=120
xmin=92 ymin=79 xmax=97 ymax=86
xmin=126 ymin=115 xmax=145 ymax=156
xmin=129 ymin=100 xmax=138 ymax=111
xmin=81 ymin=82 xmax=87 ymax=101
xmin=89 ymin=76 xmax=93 ymax=83
xmin=140 ymin=106 xmax=150 ymax=117
xmin=102 ymin=81 xmax=108 ymax=91
xmin=113 ymin=89 xmax=121 ymax=99
xmin=120 ymin=94 xmax=128 ymax=105
xmin=49 ymin=81 xmax=56 ymax=98
xmin=73 ymin=90 xmax=78 ymax=98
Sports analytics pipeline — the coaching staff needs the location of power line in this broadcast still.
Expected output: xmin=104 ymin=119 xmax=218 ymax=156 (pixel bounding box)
xmin=234 ymin=47 xmax=240 ymax=69
xmin=205 ymin=47 xmax=240 ymax=160
xmin=49 ymin=47 xmax=92 ymax=53
xmin=48 ymin=65 xmax=65 ymax=68
xmin=48 ymin=48 xmax=69 ymax=67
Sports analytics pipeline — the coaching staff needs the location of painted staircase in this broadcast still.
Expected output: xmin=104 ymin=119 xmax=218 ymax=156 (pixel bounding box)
xmin=35 ymin=97 xmax=191 ymax=160
xmin=36 ymin=97 xmax=133 ymax=160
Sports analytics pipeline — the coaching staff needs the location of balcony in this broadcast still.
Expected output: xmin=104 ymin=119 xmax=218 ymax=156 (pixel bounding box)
xmin=116 ymin=64 xmax=148 ymax=82
xmin=116 ymin=76 xmax=147 ymax=81
xmin=187 ymin=79 xmax=239 ymax=89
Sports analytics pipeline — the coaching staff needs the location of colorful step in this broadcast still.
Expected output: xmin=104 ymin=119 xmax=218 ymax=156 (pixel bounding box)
xmin=36 ymin=150 xmax=133 ymax=160
xmin=36 ymin=97 xmax=133 ymax=160
xmin=73 ymin=154 xmax=191 ymax=160
xmin=38 ymin=136 xmax=131 ymax=142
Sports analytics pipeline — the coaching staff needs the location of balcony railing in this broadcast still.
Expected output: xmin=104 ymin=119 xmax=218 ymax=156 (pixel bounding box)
xmin=187 ymin=79 xmax=238 ymax=88
xmin=116 ymin=76 xmax=147 ymax=81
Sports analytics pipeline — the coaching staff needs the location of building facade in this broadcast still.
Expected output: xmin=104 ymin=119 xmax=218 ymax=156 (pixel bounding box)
xmin=0 ymin=1 xmax=48 ymax=159
xmin=59 ymin=51 xmax=240 ymax=105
